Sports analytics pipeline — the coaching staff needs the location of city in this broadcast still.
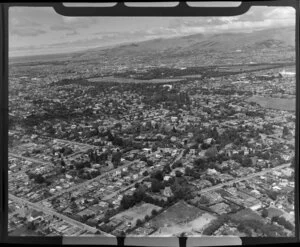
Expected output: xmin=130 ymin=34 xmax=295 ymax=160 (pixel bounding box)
xmin=8 ymin=8 xmax=296 ymax=238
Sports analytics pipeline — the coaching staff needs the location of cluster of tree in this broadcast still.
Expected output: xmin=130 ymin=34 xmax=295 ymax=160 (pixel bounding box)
xmin=120 ymin=184 xmax=171 ymax=210
xmin=52 ymin=146 xmax=73 ymax=157
xmin=114 ymin=67 xmax=206 ymax=80
xmin=271 ymin=216 xmax=294 ymax=231
xmin=74 ymin=160 xmax=91 ymax=170
xmin=237 ymin=218 xmax=286 ymax=237
xmin=27 ymin=172 xmax=51 ymax=185
xmin=143 ymin=88 xmax=191 ymax=109
xmin=98 ymin=223 xmax=115 ymax=233
xmin=120 ymin=187 xmax=146 ymax=210
xmin=265 ymin=189 xmax=279 ymax=201
xmin=245 ymin=111 xmax=265 ymax=118
xmin=202 ymin=214 xmax=229 ymax=235
xmin=170 ymin=178 xmax=192 ymax=200
xmin=112 ymin=150 xmax=122 ymax=167
xmin=26 ymin=221 xmax=37 ymax=231
xmin=282 ymin=126 xmax=291 ymax=137
xmin=184 ymin=166 xmax=196 ymax=177
xmin=88 ymin=150 xmax=108 ymax=163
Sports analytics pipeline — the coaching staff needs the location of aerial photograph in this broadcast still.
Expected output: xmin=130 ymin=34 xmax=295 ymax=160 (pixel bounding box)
xmin=8 ymin=5 xmax=296 ymax=237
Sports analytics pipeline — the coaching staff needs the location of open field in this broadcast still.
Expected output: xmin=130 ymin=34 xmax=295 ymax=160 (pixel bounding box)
xmin=111 ymin=203 xmax=161 ymax=226
xmin=149 ymin=200 xmax=216 ymax=236
xmin=230 ymin=208 xmax=264 ymax=223
xmin=88 ymin=76 xmax=183 ymax=84
xmin=9 ymin=225 xmax=43 ymax=236
xmin=152 ymin=212 xmax=217 ymax=236
xmin=245 ymin=95 xmax=295 ymax=111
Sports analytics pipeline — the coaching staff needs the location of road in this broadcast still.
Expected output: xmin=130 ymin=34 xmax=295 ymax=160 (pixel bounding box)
xmin=102 ymin=149 xmax=185 ymax=201
xmin=9 ymin=150 xmax=138 ymax=203
xmin=9 ymin=194 xmax=112 ymax=236
xmin=9 ymin=153 xmax=53 ymax=166
xmin=38 ymin=160 xmax=138 ymax=203
xmin=38 ymin=134 xmax=98 ymax=149
xmin=200 ymin=163 xmax=291 ymax=193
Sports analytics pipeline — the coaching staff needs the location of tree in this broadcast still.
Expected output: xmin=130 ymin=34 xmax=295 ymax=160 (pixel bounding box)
xmin=140 ymin=156 xmax=148 ymax=162
xmin=86 ymin=218 xmax=97 ymax=227
xmin=112 ymin=151 xmax=122 ymax=166
xmin=151 ymin=170 xmax=164 ymax=181
xmin=151 ymin=179 xmax=163 ymax=192
xmin=175 ymin=170 xmax=183 ymax=177
xmin=172 ymin=160 xmax=182 ymax=169
xmin=151 ymin=209 xmax=158 ymax=216
xmin=267 ymin=190 xmax=278 ymax=201
xmin=114 ymin=122 xmax=122 ymax=131
xmin=193 ymin=172 xmax=201 ymax=179
xmin=242 ymin=157 xmax=253 ymax=167
xmin=147 ymin=160 xmax=154 ymax=167
xmin=27 ymin=221 xmax=36 ymax=231
xmin=136 ymin=219 xmax=143 ymax=227
xmin=199 ymin=196 xmax=210 ymax=204
xmin=211 ymin=127 xmax=219 ymax=140
xmin=162 ymin=164 xmax=171 ymax=174
xmin=205 ymin=146 xmax=218 ymax=158
xmin=171 ymin=181 xmax=191 ymax=200
xmin=75 ymin=162 xmax=85 ymax=170
xmin=120 ymin=195 xmax=135 ymax=209
xmin=261 ymin=208 xmax=268 ymax=218
xmin=271 ymin=216 xmax=280 ymax=223
xmin=277 ymin=217 xmax=294 ymax=231
xmin=34 ymin=174 xmax=45 ymax=184
xmin=185 ymin=167 xmax=193 ymax=176
xmin=133 ymin=187 xmax=146 ymax=203
xmin=282 ymin=126 xmax=290 ymax=136
xmin=201 ymin=143 xmax=211 ymax=150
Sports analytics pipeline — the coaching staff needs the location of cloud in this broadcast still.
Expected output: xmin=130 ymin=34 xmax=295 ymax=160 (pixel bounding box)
xmin=10 ymin=28 xmax=47 ymax=37
xmin=50 ymin=25 xmax=73 ymax=31
xmin=167 ymin=6 xmax=295 ymax=35
xmin=66 ymin=30 xmax=79 ymax=36
xmin=10 ymin=17 xmax=41 ymax=28
xmin=61 ymin=16 xmax=98 ymax=28
xmin=49 ymin=17 xmax=98 ymax=33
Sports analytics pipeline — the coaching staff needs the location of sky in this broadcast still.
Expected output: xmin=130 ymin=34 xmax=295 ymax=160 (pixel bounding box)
xmin=9 ymin=4 xmax=295 ymax=57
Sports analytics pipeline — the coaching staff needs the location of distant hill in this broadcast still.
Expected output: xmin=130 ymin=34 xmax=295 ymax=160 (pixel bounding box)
xmin=76 ymin=26 xmax=295 ymax=65
xmin=11 ymin=26 xmax=295 ymax=65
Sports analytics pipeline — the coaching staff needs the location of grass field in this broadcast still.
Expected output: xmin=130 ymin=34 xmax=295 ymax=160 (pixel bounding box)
xmin=88 ymin=76 xmax=182 ymax=84
xmin=111 ymin=203 xmax=161 ymax=226
xmin=152 ymin=212 xmax=217 ymax=236
xmin=245 ymin=95 xmax=295 ymax=111
xmin=9 ymin=225 xmax=43 ymax=236
xmin=149 ymin=200 xmax=216 ymax=236
xmin=230 ymin=208 xmax=264 ymax=223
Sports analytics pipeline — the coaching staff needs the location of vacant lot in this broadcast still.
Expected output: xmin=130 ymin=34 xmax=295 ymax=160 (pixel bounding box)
xmin=245 ymin=95 xmax=295 ymax=111
xmin=111 ymin=203 xmax=161 ymax=226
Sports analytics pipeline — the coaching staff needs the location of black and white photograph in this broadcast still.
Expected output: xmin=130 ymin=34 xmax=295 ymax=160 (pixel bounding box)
xmin=7 ymin=3 xmax=296 ymax=238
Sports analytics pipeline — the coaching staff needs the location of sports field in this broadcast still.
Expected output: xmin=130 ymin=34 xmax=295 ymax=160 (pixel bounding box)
xmin=149 ymin=200 xmax=216 ymax=236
